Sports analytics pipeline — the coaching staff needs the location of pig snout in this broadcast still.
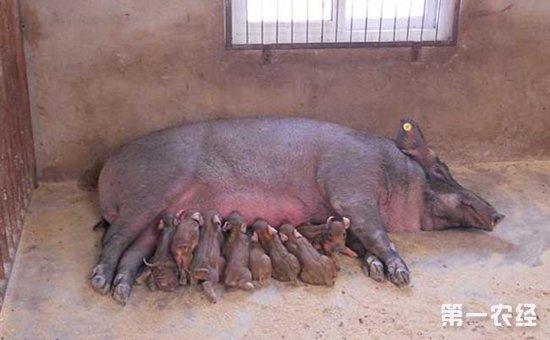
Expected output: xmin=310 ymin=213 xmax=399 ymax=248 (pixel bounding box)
xmin=177 ymin=244 xmax=191 ymax=252
xmin=474 ymin=210 xmax=505 ymax=231
xmin=459 ymin=191 xmax=505 ymax=231
xmin=475 ymin=200 xmax=505 ymax=231
xmin=332 ymin=244 xmax=344 ymax=253
xmin=490 ymin=212 xmax=505 ymax=229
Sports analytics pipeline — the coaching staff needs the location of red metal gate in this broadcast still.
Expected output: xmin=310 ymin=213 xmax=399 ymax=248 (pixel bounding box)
xmin=0 ymin=0 xmax=36 ymax=300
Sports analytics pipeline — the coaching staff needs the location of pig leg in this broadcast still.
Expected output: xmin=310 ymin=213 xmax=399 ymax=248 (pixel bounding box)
xmin=189 ymin=274 xmax=198 ymax=286
xmin=202 ymin=269 xmax=219 ymax=303
xmin=135 ymin=267 xmax=151 ymax=286
xmin=322 ymin=165 xmax=410 ymax=287
xmin=218 ymin=257 xmax=226 ymax=283
xmin=93 ymin=218 xmax=111 ymax=247
xmin=90 ymin=212 xmax=158 ymax=294
xmin=353 ymin=216 xmax=408 ymax=286
xmin=334 ymin=203 xmax=409 ymax=287
xmin=238 ymin=269 xmax=254 ymax=291
xmin=111 ymin=223 xmax=160 ymax=305
xmin=146 ymin=275 xmax=158 ymax=291
xmin=341 ymin=246 xmax=358 ymax=258
xmin=330 ymin=253 xmax=343 ymax=271
xmin=346 ymin=230 xmax=385 ymax=282
xmin=178 ymin=269 xmax=188 ymax=286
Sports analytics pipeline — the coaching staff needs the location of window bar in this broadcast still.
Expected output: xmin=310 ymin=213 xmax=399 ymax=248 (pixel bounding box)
xmin=406 ymin=0 xmax=413 ymax=41
xmin=392 ymin=1 xmax=398 ymax=41
xmin=434 ymin=0 xmax=443 ymax=41
xmin=420 ymin=0 xmax=428 ymax=41
xmin=225 ymin=0 xmax=232 ymax=48
xmin=378 ymin=0 xmax=384 ymax=42
xmin=291 ymin=0 xmax=294 ymax=43
xmin=306 ymin=0 xmax=309 ymax=43
xmin=363 ymin=0 xmax=369 ymax=42
xmin=245 ymin=0 xmax=249 ymax=45
xmin=335 ymin=0 xmax=340 ymax=42
xmin=276 ymin=0 xmax=279 ymax=44
xmin=321 ymin=0 xmax=325 ymax=42
xmin=261 ymin=0 xmax=264 ymax=44
xmin=349 ymin=0 xmax=354 ymax=42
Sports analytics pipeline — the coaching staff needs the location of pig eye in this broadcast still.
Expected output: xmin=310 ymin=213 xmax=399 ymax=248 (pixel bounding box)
xmin=342 ymin=232 xmax=346 ymax=238
xmin=432 ymin=165 xmax=445 ymax=179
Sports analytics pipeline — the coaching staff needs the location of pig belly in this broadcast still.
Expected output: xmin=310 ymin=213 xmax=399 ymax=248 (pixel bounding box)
xmin=169 ymin=186 xmax=323 ymax=227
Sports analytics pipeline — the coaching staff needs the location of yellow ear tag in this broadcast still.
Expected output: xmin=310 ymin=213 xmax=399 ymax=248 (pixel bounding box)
xmin=403 ymin=122 xmax=413 ymax=132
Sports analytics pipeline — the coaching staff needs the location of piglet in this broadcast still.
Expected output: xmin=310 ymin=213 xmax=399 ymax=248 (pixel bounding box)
xmin=249 ymin=232 xmax=272 ymax=286
xmin=297 ymin=216 xmax=357 ymax=269
xmin=143 ymin=213 xmax=179 ymax=291
xmin=252 ymin=219 xmax=300 ymax=284
xmin=279 ymin=223 xmax=336 ymax=286
xmin=171 ymin=211 xmax=203 ymax=285
xmin=222 ymin=211 xmax=254 ymax=291
xmin=190 ymin=210 xmax=225 ymax=303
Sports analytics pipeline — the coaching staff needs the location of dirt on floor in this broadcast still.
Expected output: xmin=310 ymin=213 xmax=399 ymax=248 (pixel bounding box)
xmin=0 ymin=161 xmax=549 ymax=339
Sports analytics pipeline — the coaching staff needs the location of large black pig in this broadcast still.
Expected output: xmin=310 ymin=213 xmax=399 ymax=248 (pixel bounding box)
xmin=91 ymin=117 xmax=504 ymax=298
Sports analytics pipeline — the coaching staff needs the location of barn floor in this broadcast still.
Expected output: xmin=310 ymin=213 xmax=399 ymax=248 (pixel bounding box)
xmin=1 ymin=161 xmax=549 ymax=339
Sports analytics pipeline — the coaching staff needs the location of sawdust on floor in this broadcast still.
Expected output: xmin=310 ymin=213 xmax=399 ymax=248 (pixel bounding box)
xmin=1 ymin=161 xmax=549 ymax=339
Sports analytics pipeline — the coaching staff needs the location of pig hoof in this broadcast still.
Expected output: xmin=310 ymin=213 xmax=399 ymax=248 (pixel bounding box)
xmin=240 ymin=282 xmax=255 ymax=291
xmin=362 ymin=256 xmax=385 ymax=282
xmin=112 ymin=283 xmax=131 ymax=306
xmin=204 ymin=291 xmax=218 ymax=303
xmin=90 ymin=265 xmax=111 ymax=294
xmin=386 ymin=262 xmax=410 ymax=288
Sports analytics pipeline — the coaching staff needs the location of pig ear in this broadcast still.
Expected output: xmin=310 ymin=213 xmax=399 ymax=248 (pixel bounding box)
xmin=342 ymin=217 xmax=351 ymax=229
xmin=267 ymin=225 xmax=277 ymax=235
xmin=326 ymin=216 xmax=335 ymax=225
xmin=191 ymin=212 xmax=204 ymax=226
xmin=212 ymin=214 xmax=222 ymax=226
xmin=395 ymin=118 xmax=437 ymax=168
xmin=279 ymin=232 xmax=289 ymax=242
xmin=175 ymin=210 xmax=185 ymax=223
xmin=172 ymin=217 xmax=180 ymax=226
xmin=222 ymin=221 xmax=231 ymax=232
xmin=251 ymin=232 xmax=259 ymax=242
xmin=240 ymin=223 xmax=247 ymax=233
xmin=293 ymin=229 xmax=302 ymax=238
xmin=158 ymin=220 xmax=165 ymax=230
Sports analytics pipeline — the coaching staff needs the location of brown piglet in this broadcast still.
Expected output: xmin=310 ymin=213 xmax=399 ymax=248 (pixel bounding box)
xmin=190 ymin=210 xmax=225 ymax=303
xmin=171 ymin=211 xmax=203 ymax=285
xmin=279 ymin=223 xmax=336 ymax=286
xmin=252 ymin=219 xmax=300 ymax=284
xmin=143 ymin=214 xmax=179 ymax=291
xmin=249 ymin=232 xmax=272 ymax=286
xmin=222 ymin=211 xmax=254 ymax=291
xmin=297 ymin=216 xmax=357 ymax=269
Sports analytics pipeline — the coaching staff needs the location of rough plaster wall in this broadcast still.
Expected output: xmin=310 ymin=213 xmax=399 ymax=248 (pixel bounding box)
xmin=18 ymin=0 xmax=550 ymax=181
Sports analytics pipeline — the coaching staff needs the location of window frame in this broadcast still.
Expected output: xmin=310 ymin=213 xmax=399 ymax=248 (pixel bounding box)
xmin=225 ymin=0 xmax=461 ymax=49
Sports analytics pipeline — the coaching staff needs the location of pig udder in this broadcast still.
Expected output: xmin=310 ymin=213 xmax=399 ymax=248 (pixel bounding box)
xmin=168 ymin=185 xmax=327 ymax=227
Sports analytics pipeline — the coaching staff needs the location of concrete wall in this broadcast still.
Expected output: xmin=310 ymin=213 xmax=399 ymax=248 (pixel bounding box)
xmin=19 ymin=0 xmax=550 ymax=181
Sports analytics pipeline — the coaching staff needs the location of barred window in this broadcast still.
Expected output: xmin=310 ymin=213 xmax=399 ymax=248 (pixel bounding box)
xmin=225 ymin=0 xmax=461 ymax=49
